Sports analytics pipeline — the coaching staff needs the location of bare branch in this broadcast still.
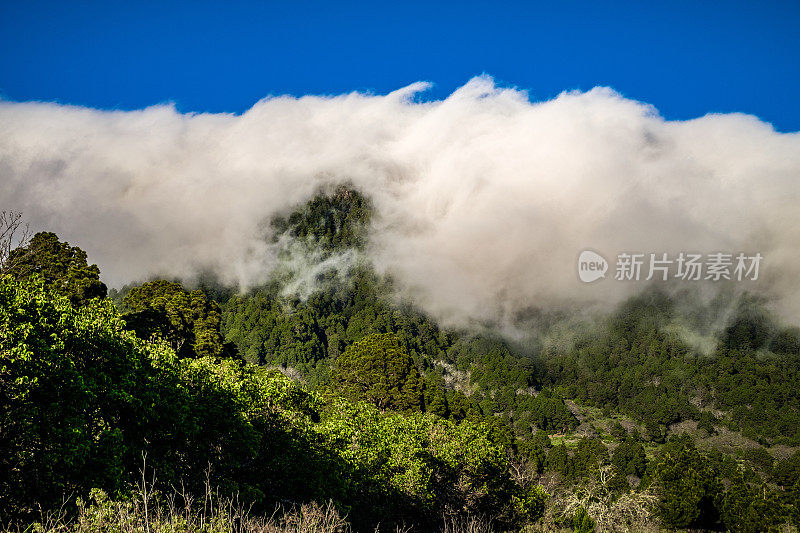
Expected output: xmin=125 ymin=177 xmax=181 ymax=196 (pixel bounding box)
xmin=0 ymin=210 xmax=31 ymax=275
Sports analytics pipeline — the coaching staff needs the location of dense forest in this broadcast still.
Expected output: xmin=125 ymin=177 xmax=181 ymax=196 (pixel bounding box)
xmin=1 ymin=188 xmax=799 ymax=532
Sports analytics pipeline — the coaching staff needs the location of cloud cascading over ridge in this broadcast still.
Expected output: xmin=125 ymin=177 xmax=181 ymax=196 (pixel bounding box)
xmin=1 ymin=76 xmax=799 ymax=328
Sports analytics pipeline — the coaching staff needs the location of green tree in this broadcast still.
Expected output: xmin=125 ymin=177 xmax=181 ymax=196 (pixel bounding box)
xmin=571 ymin=438 xmax=608 ymax=479
xmin=743 ymin=447 xmax=774 ymax=476
xmin=546 ymin=443 xmax=571 ymax=477
xmin=573 ymin=506 xmax=595 ymax=533
xmin=333 ymin=333 xmax=423 ymax=411
xmin=513 ymin=484 xmax=547 ymax=524
xmin=773 ymin=451 xmax=800 ymax=488
xmin=517 ymin=430 xmax=551 ymax=474
xmin=610 ymin=420 xmax=627 ymax=441
xmin=697 ymin=411 xmax=717 ymax=435
xmin=654 ymin=439 xmax=722 ymax=529
xmin=270 ymin=185 xmax=372 ymax=252
xmin=722 ymin=303 xmax=775 ymax=351
xmin=446 ymin=390 xmax=478 ymax=421
xmin=122 ymin=280 xmax=226 ymax=359
xmin=612 ymin=438 xmax=647 ymax=477
xmin=769 ymin=327 xmax=800 ymax=355
xmin=423 ymin=372 xmax=449 ymax=417
xmin=719 ymin=475 xmax=785 ymax=533
xmin=3 ymin=232 xmax=106 ymax=306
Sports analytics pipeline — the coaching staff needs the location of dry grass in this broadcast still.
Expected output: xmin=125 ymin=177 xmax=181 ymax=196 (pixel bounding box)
xmin=14 ymin=488 xmax=351 ymax=533
xmin=439 ymin=515 xmax=493 ymax=533
xmin=6 ymin=454 xmax=350 ymax=533
xmin=10 ymin=478 xmax=495 ymax=533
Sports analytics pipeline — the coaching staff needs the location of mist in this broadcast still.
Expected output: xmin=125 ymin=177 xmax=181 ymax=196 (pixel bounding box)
xmin=1 ymin=76 xmax=799 ymax=329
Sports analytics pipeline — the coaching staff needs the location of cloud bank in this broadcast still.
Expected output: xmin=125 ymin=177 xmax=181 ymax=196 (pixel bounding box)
xmin=1 ymin=77 xmax=799 ymax=328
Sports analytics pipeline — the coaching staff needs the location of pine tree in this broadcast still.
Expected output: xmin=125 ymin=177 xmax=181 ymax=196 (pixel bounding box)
xmin=333 ymin=332 xmax=423 ymax=411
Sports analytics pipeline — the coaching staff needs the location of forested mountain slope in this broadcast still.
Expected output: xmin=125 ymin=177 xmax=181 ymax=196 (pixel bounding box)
xmin=2 ymin=189 xmax=799 ymax=531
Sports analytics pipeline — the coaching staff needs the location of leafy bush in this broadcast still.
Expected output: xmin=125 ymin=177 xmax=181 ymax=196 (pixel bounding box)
xmin=0 ymin=277 xmax=541 ymax=530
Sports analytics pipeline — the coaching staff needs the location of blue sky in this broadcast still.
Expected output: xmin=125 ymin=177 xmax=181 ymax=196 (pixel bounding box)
xmin=1 ymin=0 xmax=799 ymax=131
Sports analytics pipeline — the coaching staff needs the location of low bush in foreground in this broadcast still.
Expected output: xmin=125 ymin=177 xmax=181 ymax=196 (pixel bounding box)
xmin=0 ymin=277 xmax=542 ymax=531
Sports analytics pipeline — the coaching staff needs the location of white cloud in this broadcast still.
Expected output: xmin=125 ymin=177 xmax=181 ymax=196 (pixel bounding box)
xmin=1 ymin=76 xmax=798 ymax=328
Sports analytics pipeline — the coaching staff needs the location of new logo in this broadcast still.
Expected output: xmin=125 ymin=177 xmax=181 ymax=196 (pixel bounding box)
xmin=578 ymin=250 xmax=608 ymax=283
